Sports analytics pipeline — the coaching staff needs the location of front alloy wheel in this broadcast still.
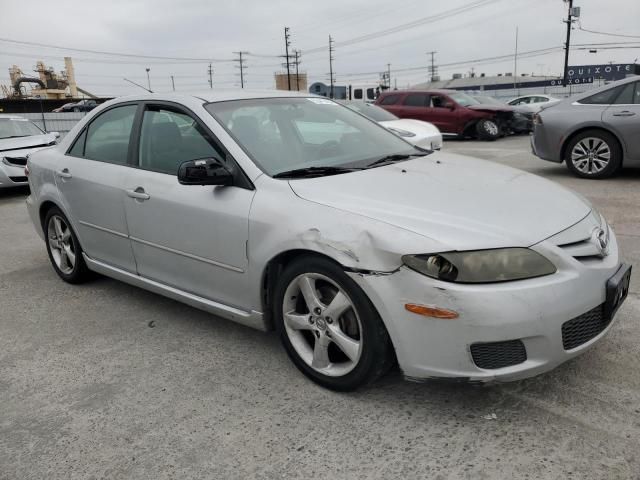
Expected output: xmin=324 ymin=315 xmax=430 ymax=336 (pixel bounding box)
xmin=274 ymin=256 xmax=394 ymax=391
xmin=283 ymin=273 xmax=363 ymax=377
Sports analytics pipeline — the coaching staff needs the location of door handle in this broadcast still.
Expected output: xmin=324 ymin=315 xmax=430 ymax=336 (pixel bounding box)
xmin=56 ymin=168 xmax=72 ymax=179
xmin=612 ymin=111 xmax=636 ymax=117
xmin=126 ymin=187 xmax=150 ymax=201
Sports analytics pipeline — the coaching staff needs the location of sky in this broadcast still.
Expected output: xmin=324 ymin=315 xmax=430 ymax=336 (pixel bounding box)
xmin=0 ymin=0 xmax=639 ymax=97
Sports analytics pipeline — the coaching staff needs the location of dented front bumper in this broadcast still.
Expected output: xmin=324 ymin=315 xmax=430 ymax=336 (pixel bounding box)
xmin=347 ymin=233 xmax=624 ymax=383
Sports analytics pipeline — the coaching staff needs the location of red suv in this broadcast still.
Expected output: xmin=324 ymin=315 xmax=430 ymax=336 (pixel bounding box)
xmin=375 ymin=89 xmax=517 ymax=141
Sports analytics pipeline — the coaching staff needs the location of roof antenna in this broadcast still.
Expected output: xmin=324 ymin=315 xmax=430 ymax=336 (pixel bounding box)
xmin=123 ymin=77 xmax=153 ymax=93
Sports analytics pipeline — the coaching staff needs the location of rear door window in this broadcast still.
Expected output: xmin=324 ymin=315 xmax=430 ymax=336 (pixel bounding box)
xmin=83 ymin=105 xmax=137 ymax=164
xmin=403 ymin=93 xmax=429 ymax=107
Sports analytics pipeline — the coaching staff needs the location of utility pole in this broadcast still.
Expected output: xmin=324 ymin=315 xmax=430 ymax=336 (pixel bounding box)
xmin=208 ymin=63 xmax=214 ymax=89
xmin=293 ymin=49 xmax=302 ymax=91
xmin=171 ymin=75 xmax=175 ymax=91
xmin=145 ymin=68 xmax=151 ymax=91
xmin=329 ymin=35 xmax=335 ymax=99
xmin=562 ymin=0 xmax=577 ymax=87
xmin=514 ymin=26 xmax=519 ymax=91
xmin=284 ymin=27 xmax=292 ymax=90
xmin=234 ymin=51 xmax=248 ymax=88
xmin=427 ymin=51 xmax=437 ymax=82
xmin=387 ymin=63 xmax=391 ymax=90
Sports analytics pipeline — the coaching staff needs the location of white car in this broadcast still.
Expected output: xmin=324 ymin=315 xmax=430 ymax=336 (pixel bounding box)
xmin=26 ymin=91 xmax=630 ymax=391
xmin=342 ymin=101 xmax=443 ymax=150
xmin=507 ymin=94 xmax=561 ymax=113
xmin=0 ymin=115 xmax=58 ymax=189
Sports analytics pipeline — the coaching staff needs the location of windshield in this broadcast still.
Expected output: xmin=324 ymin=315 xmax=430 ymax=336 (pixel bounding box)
xmin=343 ymin=102 xmax=399 ymax=122
xmin=206 ymin=97 xmax=420 ymax=177
xmin=0 ymin=118 xmax=44 ymax=139
xmin=449 ymin=92 xmax=481 ymax=107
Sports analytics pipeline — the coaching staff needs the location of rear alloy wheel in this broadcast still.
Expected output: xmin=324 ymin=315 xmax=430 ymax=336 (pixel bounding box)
xmin=476 ymin=118 xmax=500 ymax=141
xmin=44 ymin=207 xmax=91 ymax=283
xmin=565 ymin=130 xmax=622 ymax=179
xmin=274 ymin=256 xmax=393 ymax=391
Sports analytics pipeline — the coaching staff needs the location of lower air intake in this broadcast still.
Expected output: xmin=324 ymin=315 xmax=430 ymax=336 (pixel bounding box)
xmin=470 ymin=339 xmax=527 ymax=369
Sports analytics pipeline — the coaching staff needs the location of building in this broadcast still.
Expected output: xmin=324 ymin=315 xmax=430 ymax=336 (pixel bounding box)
xmin=411 ymin=63 xmax=640 ymax=100
xmin=275 ymin=73 xmax=308 ymax=92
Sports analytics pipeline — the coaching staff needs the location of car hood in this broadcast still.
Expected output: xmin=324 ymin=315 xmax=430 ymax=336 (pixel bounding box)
xmin=288 ymin=152 xmax=591 ymax=250
xmin=379 ymin=118 xmax=440 ymax=136
xmin=468 ymin=104 xmax=515 ymax=113
xmin=0 ymin=134 xmax=56 ymax=153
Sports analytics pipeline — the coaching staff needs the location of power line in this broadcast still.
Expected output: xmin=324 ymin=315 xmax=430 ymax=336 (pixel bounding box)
xmin=0 ymin=37 xmax=234 ymax=62
xmin=302 ymin=0 xmax=501 ymax=54
xmin=578 ymin=26 xmax=640 ymax=40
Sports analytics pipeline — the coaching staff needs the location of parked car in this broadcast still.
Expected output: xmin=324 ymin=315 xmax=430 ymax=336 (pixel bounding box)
xmin=532 ymin=76 xmax=640 ymax=179
xmin=471 ymin=95 xmax=532 ymax=133
xmin=341 ymin=101 xmax=443 ymax=150
xmin=508 ymin=94 xmax=560 ymax=113
xmin=376 ymin=89 xmax=518 ymax=140
xmin=53 ymin=99 xmax=97 ymax=113
xmin=0 ymin=115 xmax=58 ymax=189
xmin=26 ymin=91 xmax=630 ymax=391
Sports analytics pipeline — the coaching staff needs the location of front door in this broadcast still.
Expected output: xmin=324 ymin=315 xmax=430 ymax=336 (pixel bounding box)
xmin=55 ymin=103 xmax=138 ymax=272
xmin=123 ymin=104 xmax=255 ymax=309
xmin=602 ymin=80 xmax=640 ymax=161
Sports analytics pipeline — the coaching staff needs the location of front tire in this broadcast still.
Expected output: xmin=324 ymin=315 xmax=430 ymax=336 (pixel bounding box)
xmin=44 ymin=207 xmax=91 ymax=283
xmin=273 ymin=256 xmax=394 ymax=391
xmin=565 ymin=130 xmax=622 ymax=179
xmin=475 ymin=118 xmax=500 ymax=141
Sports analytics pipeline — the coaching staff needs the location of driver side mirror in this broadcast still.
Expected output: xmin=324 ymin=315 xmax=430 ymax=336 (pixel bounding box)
xmin=178 ymin=157 xmax=233 ymax=186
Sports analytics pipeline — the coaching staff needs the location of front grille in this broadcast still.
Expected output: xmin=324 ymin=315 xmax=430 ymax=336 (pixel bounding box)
xmin=8 ymin=176 xmax=28 ymax=183
xmin=562 ymin=304 xmax=608 ymax=350
xmin=470 ymin=340 xmax=527 ymax=369
xmin=4 ymin=156 xmax=27 ymax=166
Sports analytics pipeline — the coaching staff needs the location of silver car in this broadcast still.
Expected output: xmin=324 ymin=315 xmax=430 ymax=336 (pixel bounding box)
xmin=26 ymin=91 xmax=630 ymax=391
xmin=0 ymin=115 xmax=58 ymax=189
xmin=532 ymin=76 xmax=640 ymax=178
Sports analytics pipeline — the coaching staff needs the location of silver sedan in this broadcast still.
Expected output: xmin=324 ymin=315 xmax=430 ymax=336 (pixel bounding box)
xmin=531 ymin=76 xmax=640 ymax=178
xmin=26 ymin=91 xmax=629 ymax=390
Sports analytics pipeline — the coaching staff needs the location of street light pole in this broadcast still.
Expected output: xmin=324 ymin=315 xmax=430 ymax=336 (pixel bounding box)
xmin=145 ymin=68 xmax=151 ymax=91
xmin=562 ymin=0 xmax=574 ymax=87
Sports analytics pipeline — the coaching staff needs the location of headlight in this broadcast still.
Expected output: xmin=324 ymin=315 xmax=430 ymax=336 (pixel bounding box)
xmin=402 ymin=248 xmax=556 ymax=284
xmin=387 ymin=127 xmax=416 ymax=138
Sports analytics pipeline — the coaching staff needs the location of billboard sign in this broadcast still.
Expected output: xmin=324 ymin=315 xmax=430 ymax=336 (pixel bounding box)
xmin=567 ymin=64 xmax=638 ymax=82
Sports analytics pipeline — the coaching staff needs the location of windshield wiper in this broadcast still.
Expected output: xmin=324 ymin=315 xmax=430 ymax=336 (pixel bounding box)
xmin=367 ymin=152 xmax=428 ymax=168
xmin=273 ymin=166 xmax=363 ymax=179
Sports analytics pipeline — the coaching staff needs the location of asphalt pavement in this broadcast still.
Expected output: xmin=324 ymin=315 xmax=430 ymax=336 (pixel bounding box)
xmin=1 ymin=135 xmax=639 ymax=479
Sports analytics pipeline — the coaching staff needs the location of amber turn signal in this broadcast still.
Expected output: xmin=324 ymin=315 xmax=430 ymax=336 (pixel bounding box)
xmin=404 ymin=303 xmax=459 ymax=319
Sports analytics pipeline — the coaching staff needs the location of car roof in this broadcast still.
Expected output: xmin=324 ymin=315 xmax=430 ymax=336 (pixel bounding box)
xmin=112 ymin=89 xmax=315 ymax=104
xmin=380 ymin=89 xmax=459 ymax=95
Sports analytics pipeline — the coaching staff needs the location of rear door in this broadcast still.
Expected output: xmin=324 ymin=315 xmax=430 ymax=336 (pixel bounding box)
xmin=123 ymin=102 xmax=255 ymax=309
xmin=55 ymin=103 xmax=138 ymax=272
xmin=602 ymin=80 xmax=640 ymax=161
xmin=397 ymin=93 xmax=430 ymax=122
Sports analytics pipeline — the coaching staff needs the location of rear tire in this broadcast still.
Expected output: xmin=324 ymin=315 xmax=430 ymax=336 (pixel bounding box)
xmin=476 ymin=119 xmax=500 ymax=141
xmin=564 ymin=130 xmax=622 ymax=179
xmin=273 ymin=255 xmax=394 ymax=391
xmin=44 ymin=207 xmax=92 ymax=284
